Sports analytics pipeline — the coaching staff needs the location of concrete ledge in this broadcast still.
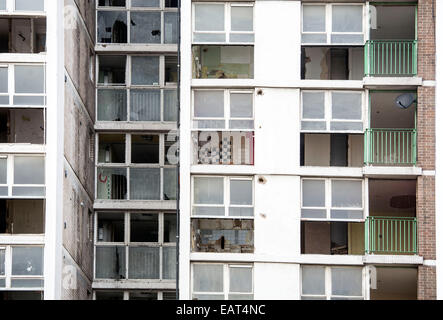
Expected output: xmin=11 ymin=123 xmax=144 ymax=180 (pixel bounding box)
xmin=0 ymin=53 xmax=47 ymax=63
xmin=299 ymin=166 xmax=363 ymax=178
xmin=363 ymin=166 xmax=422 ymax=178
xmin=95 ymin=122 xmax=177 ymax=132
xmin=94 ymin=200 xmax=177 ymax=211
xmin=363 ymin=76 xmax=423 ymax=88
xmin=363 ymin=254 xmax=423 ymax=265
xmin=95 ymin=44 xmax=178 ymax=53
xmin=0 ymin=235 xmax=45 ymax=245
xmin=0 ymin=144 xmax=46 ymax=154
xmin=92 ymin=280 xmax=176 ymax=290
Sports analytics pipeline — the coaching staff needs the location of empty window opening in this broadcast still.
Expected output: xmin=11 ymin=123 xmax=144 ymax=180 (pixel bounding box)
xmin=0 ymin=199 xmax=45 ymax=234
xmin=130 ymin=213 xmax=158 ymax=242
xmin=97 ymin=212 xmax=125 ymax=242
xmin=0 ymin=291 xmax=42 ymax=300
xmin=98 ymin=55 xmax=126 ymax=85
xmin=0 ymin=109 xmax=45 ymax=144
xmin=165 ymin=56 xmax=178 ymax=84
xmin=301 ymin=133 xmax=363 ymax=167
xmin=193 ymin=45 xmax=254 ymax=79
xmin=370 ymin=6 xmax=415 ymax=41
xmin=370 ymin=91 xmax=416 ymax=129
xmin=131 ymin=134 xmax=159 ymax=164
xmin=370 ymin=267 xmax=417 ymax=300
xmin=98 ymin=134 xmax=126 ymax=164
xmin=191 ymin=218 xmax=254 ymax=253
xmin=0 ymin=18 xmax=46 ymax=53
xmin=302 ymin=47 xmax=364 ymax=80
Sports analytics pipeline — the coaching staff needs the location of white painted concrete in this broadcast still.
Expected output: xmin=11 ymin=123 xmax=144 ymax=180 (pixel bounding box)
xmin=254 ymin=263 xmax=300 ymax=300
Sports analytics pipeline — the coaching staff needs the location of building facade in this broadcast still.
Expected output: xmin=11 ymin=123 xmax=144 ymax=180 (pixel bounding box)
xmin=0 ymin=0 xmax=439 ymax=300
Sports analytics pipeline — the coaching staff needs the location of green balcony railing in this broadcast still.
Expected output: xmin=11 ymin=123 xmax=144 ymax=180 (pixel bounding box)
xmin=365 ymin=217 xmax=417 ymax=255
xmin=364 ymin=40 xmax=417 ymax=76
xmin=364 ymin=128 xmax=416 ymax=166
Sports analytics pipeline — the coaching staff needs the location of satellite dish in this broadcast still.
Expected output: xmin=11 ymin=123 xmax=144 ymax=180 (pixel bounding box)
xmin=395 ymin=93 xmax=416 ymax=109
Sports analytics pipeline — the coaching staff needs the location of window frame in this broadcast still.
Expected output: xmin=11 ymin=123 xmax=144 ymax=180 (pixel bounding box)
xmin=191 ymin=175 xmax=254 ymax=219
xmin=96 ymin=0 xmax=178 ymax=45
xmin=301 ymin=3 xmax=366 ymax=46
xmin=300 ymin=90 xmax=367 ymax=133
xmin=300 ymin=177 xmax=366 ymax=222
xmin=0 ymin=63 xmax=47 ymax=109
xmin=95 ymin=132 xmax=177 ymax=201
xmin=96 ymin=54 xmax=177 ymax=122
xmin=0 ymin=245 xmax=44 ymax=291
xmin=191 ymin=263 xmax=254 ymax=300
xmin=192 ymin=2 xmax=255 ymax=45
xmin=300 ymin=265 xmax=365 ymax=300
xmin=93 ymin=211 xmax=176 ymax=281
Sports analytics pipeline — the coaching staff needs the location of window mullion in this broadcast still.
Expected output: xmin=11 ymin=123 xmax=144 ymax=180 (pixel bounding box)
xmin=326 ymin=4 xmax=332 ymax=45
xmin=326 ymin=267 xmax=332 ymax=300
xmin=225 ymin=177 xmax=230 ymax=217
xmin=326 ymin=179 xmax=331 ymax=219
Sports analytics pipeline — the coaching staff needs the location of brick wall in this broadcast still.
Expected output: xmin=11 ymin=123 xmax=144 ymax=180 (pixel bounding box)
xmin=416 ymin=86 xmax=435 ymax=170
xmin=418 ymin=265 xmax=436 ymax=300
xmin=417 ymin=0 xmax=436 ymax=81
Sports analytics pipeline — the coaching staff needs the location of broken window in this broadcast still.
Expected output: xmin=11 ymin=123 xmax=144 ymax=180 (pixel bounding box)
xmin=302 ymin=4 xmax=364 ymax=45
xmin=193 ymin=45 xmax=254 ymax=79
xmin=301 ymin=266 xmax=363 ymax=300
xmin=130 ymin=12 xmax=161 ymax=44
xmin=301 ymin=47 xmax=364 ymax=80
xmin=97 ymin=11 xmax=127 ymax=43
xmin=0 ymin=200 xmax=45 ymax=234
xmin=97 ymin=55 xmax=177 ymax=122
xmin=94 ymin=212 xmax=176 ymax=281
xmin=301 ymin=133 xmax=364 ymax=167
xmin=0 ymin=18 xmax=46 ymax=53
xmin=193 ymin=3 xmax=254 ymax=44
xmin=301 ymin=221 xmax=364 ymax=255
xmin=192 ymin=264 xmax=253 ymax=300
xmin=193 ymin=176 xmax=253 ymax=218
xmin=191 ymin=218 xmax=253 ymax=253
xmin=301 ymin=178 xmax=364 ymax=220
xmin=96 ymin=133 xmax=177 ymax=201
xmin=0 ymin=108 xmax=45 ymax=144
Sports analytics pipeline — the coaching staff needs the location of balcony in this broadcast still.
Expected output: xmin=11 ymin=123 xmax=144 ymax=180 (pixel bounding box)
xmin=365 ymin=216 xmax=416 ymax=255
xmin=364 ymin=128 xmax=416 ymax=166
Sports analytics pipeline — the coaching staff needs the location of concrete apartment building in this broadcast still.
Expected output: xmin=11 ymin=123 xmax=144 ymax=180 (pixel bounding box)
xmin=0 ymin=0 xmax=439 ymax=300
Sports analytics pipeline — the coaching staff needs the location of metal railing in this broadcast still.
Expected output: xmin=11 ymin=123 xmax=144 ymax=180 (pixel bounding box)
xmin=364 ymin=128 xmax=416 ymax=166
xmin=364 ymin=40 xmax=417 ymax=76
xmin=365 ymin=216 xmax=417 ymax=254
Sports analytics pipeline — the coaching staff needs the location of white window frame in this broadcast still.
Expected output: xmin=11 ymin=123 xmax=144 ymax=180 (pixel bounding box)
xmin=301 ymin=3 xmax=366 ymax=45
xmin=93 ymin=211 xmax=176 ymax=281
xmin=300 ymin=265 xmax=366 ymax=300
xmin=0 ymin=0 xmax=46 ymax=14
xmin=191 ymin=263 xmax=254 ymax=300
xmin=301 ymin=177 xmax=366 ymax=222
xmin=0 ymin=154 xmax=46 ymax=199
xmin=191 ymin=175 xmax=254 ymax=219
xmin=93 ymin=289 xmax=176 ymax=300
xmin=95 ymin=132 xmax=177 ymax=201
xmin=0 ymin=63 xmax=47 ymax=109
xmin=192 ymin=2 xmax=255 ymax=45
xmin=96 ymin=54 xmax=177 ymax=122
xmin=300 ymin=90 xmax=367 ymax=133
xmin=96 ymin=0 xmax=178 ymax=45
xmin=0 ymin=245 xmax=44 ymax=291
xmin=191 ymin=89 xmax=255 ymax=131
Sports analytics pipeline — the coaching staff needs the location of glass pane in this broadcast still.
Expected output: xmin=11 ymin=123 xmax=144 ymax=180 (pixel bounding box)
xmin=130 ymin=12 xmax=161 ymax=44
xmin=0 ymin=67 xmax=7 ymax=93
xmin=331 ymin=267 xmax=362 ymax=296
xmin=331 ymin=92 xmax=362 ymax=120
xmin=98 ymin=89 xmax=127 ymax=121
xmin=331 ymin=34 xmax=364 ymax=44
xmin=230 ymin=93 xmax=253 ymax=118
xmin=229 ymin=294 xmax=253 ymax=300
xmin=330 ymin=122 xmax=363 ymax=131
xmin=131 ymin=134 xmax=159 ymax=164
xmin=130 ymin=213 xmax=158 ymax=242
xmin=131 ymin=0 xmax=159 ymax=7
xmin=99 ymin=0 xmax=126 ymax=7
xmin=130 ymin=89 xmax=160 ymax=121
xmin=194 ymin=33 xmax=226 ymax=43
xmin=230 ymin=180 xmax=252 ymax=205
xmin=302 ymin=92 xmax=324 ymax=119
xmin=302 ymin=180 xmax=325 ymax=207
xmin=229 ymin=120 xmax=254 ymax=130
xmin=192 ymin=206 xmax=225 ymax=216
xmin=164 ymin=168 xmax=177 ymax=201
xmin=164 ymin=89 xmax=177 ymax=121
xmin=12 ymin=247 xmax=43 ymax=276
xmin=162 ymin=292 xmax=176 ymax=300
xmin=15 ymin=65 xmax=44 ymax=94
xmin=230 ymin=33 xmax=254 ymax=43
xmin=97 ymin=167 xmax=127 ymax=200
xmin=194 ymin=177 xmax=224 ymax=205
xmin=302 ymin=34 xmax=327 ymax=44
xmin=97 ymin=212 xmax=125 ymax=242
xmin=95 ymin=291 xmax=124 ymax=300
xmin=229 ymin=207 xmax=253 ymax=217
xmin=131 ymin=56 xmax=159 ymax=85
xmin=14 ymin=157 xmax=45 ymax=184
xmin=95 ymin=246 xmax=126 ymax=279
xmin=332 ymin=5 xmax=362 ymax=33
xmin=162 ymin=247 xmax=176 ymax=279
xmin=164 ymin=12 xmax=178 ymax=44
xmin=330 ymin=210 xmax=364 ymax=220
xmin=98 ymin=134 xmax=126 ymax=163
xmin=301 ymin=121 xmax=327 ymax=131
xmin=97 ymin=11 xmax=127 ymax=43
xmin=0 ymin=0 xmax=5 ymax=10
xmin=129 ymin=292 xmax=158 ymax=300
xmin=302 ymin=266 xmax=325 ymax=295
xmin=11 ymin=187 xmax=45 ymax=197
xmin=98 ymin=55 xmax=126 ymax=85
xmin=0 ymin=279 xmax=4 ymax=287
xmin=195 ymin=4 xmax=225 ymax=32
xmin=13 ymin=96 xmax=45 ymax=106
xmin=128 ymin=246 xmax=160 ymax=279
xmin=193 ymin=264 xmax=223 ymax=292
xmin=301 ymin=209 xmax=327 ymax=219
xmin=164 ymin=213 xmax=177 ymax=243
xmin=0 ymin=249 xmax=5 ymax=275
xmin=229 ymin=267 xmax=252 ymax=293
xmin=231 ymin=6 xmax=253 ymax=32
xmin=11 ymin=279 xmax=44 ymax=288
xmin=331 ymin=180 xmax=362 ymax=208
xmin=0 ymin=158 xmax=6 ymax=184
xmin=303 ymin=5 xmax=325 ymax=32
xmin=15 ymin=0 xmax=44 ymax=11
xmin=192 ymin=294 xmax=224 ymax=300
xmin=194 ymin=90 xmax=224 ymax=118
xmin=130 ymin=168 xmax=160 ymax=200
